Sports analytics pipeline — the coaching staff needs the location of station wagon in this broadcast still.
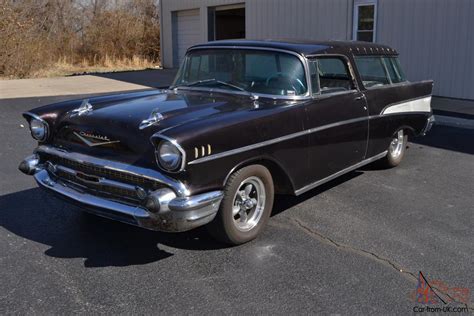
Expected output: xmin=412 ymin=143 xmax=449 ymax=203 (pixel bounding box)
xmin=19 ymin=40 xmax=434 ymax=244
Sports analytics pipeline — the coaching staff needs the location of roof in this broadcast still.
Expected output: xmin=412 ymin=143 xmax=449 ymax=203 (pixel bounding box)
xmin=190 ymin=39 xmax=398 ymax=56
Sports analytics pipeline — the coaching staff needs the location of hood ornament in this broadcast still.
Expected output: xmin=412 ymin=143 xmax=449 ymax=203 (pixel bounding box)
xmin=70 ymin=99 xmax=93 ymax=117
xmin=73 ymin=131 xmax=120 ymax=147
xmin=139 ymin=110 xmax=164 ymax=130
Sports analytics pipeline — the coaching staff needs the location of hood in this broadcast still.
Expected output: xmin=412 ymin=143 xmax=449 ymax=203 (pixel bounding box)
xmin=33 ymin=89 xmax=257 ymax=166
xmin=62 ymin=89 xmax=252 ymax=131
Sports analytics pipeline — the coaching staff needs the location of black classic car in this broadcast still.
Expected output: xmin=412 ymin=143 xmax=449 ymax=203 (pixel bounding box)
xmin=19 ymin=40 xmax=434 ymax=244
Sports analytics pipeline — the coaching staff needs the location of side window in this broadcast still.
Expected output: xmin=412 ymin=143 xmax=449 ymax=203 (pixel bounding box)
xmin=383 ymin=57 xmax=407 ymax=84
xmin=354 ymin=56 xmax=390 ymax=88
xmin=315 ymin=57 xmax=355 ymax=94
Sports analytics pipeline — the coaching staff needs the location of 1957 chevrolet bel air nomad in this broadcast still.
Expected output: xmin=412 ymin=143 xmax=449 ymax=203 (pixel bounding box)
xmin=19 ymin=40 xmax=434 ymax=244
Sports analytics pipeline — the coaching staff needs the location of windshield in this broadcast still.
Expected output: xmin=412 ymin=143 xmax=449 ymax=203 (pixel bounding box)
xmin=172 ymin=49 xmax=308 ymax=96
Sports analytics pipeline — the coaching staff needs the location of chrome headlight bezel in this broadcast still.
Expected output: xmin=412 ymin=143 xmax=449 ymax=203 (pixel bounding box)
xmin=29 ymin=117 xmax=49 ymax=141
xmin=155 ymin=138 xmax=185 ymax=173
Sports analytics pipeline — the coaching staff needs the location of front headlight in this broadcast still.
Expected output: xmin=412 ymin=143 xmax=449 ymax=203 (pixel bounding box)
xmin=30 ymin=118 xmax=48 ymax=141
xmin=156 ymin=140 xmax=183 ymax=172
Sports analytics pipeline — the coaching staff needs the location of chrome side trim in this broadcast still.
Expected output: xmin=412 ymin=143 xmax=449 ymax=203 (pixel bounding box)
xmin=188 ymin=116 xmax=370 ymax=165
xmin=294 ymin=151 xmax=388 ymax=196
xmin=35 ymin=145 xmax=190 ymax=197
xmin=188 ymin=106 xmax=431 ymax=166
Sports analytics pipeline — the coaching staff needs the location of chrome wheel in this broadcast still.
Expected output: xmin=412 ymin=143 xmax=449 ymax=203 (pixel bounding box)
xmin=231 ymin=176 xmax=266 ymax=232
xmin=389 ymin=130 xmax=404 ymax=158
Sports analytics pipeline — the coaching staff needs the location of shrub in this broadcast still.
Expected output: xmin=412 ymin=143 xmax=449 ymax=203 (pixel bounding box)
xmin=0 ymin=0 xmax=161 ymax=78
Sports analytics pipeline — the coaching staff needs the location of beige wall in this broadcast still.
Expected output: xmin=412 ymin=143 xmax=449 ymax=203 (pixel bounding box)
xmin=376 ymin=0 xmax=474 ymax=99
xmin=161 ymin=0 xmax=352 ymax=68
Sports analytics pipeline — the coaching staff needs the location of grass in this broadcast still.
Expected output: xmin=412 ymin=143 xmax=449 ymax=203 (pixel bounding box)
xmin=2 ymin=55 xmax=161 ymax=79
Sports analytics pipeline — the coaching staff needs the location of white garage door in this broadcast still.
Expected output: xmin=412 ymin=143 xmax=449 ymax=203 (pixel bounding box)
xmin=173 ymin=9 xmax=201 ymax=67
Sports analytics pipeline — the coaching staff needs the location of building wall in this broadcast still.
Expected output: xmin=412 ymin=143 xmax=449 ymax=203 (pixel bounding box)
xmin=161 ymin=0 xmax=243 ymax=69
xmin=161 ymin=0 xmax=474 ymax=100
xmin=161 ymin=0 xmax=353 ymax=69
xmin=376 ymin=0 xmax=474 ymax=100
xmin=245 ymin=0 xmax=352 ymax=41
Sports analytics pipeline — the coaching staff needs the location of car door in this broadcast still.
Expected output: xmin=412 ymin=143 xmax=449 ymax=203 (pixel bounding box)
xmin=351 ymin=55 xmax=434 ymax=158
xmin=302 ymin=56 xmax=369 ymax=190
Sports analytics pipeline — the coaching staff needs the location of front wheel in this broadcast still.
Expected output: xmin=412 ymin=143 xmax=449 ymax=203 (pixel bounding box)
xmin=380 ymin=129 xmax=408 ymax=167
xmin=207 ymin=165 xmax=274 ymax=245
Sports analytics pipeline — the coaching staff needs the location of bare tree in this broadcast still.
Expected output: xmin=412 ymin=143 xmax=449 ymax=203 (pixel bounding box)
xmin=0 ymin=0 xmax=160 ymax=77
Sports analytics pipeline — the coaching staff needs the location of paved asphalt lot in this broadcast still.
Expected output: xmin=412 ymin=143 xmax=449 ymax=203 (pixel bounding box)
xmin=1 ymin=93 xmax=473 ymax=314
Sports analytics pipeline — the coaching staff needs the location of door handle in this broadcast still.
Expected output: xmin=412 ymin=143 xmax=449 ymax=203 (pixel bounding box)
xmin=355 ymin=95 xmax=365 ymax=101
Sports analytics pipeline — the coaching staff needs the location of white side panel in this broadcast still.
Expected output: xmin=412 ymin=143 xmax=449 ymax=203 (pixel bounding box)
xmin=382 ymin=96 xmax=432 ymax=115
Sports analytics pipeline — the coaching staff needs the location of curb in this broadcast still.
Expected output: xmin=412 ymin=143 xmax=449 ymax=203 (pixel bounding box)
xmin=433 ymin=109 xmax=474 ymax=120
xmin=434 ymin=115 xmax=474 ymax=129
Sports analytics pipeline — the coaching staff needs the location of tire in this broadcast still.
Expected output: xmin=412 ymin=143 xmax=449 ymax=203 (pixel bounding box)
xmin=380 ymin=129 xmax=408 ymax=168
xmin=207 ymin=165 xmax=274 ymax=245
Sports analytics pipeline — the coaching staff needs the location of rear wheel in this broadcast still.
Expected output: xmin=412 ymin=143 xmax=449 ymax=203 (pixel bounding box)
xmin=207 ymin=165 xmax=274 ymax=245
xmin=380 ymin=130 xmax=408 ymax=167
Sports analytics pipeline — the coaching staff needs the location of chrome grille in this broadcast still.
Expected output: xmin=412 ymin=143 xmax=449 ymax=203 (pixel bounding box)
xmin=48 ymin=156 xmax=161 ymax=189
xmin=55 ymin=168 xmax=140 ymax=202
xmin=43 ymin=155 xmax=164 ymax=204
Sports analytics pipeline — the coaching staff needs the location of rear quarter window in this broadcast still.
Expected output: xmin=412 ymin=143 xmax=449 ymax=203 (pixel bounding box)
xmin=355 ymin=56 xmax=407 ymax=88
xmin=354 ymin=56 xmax=390 ymax=87
xmin=383 ymin=57 xmax=407 ymax=83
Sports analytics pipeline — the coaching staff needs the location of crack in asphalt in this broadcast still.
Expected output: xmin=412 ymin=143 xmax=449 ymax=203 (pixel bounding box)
xmin=287 ymin=217 xmax=473 ymax=309
xmin=288 ymin=217 xmax=416 ymax=279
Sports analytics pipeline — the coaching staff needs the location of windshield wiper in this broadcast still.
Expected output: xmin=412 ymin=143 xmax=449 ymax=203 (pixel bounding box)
xmin=174 ymin=79 xmax=250 ymax=92
xmin=171 ymin=78 xmax=258 ymax=99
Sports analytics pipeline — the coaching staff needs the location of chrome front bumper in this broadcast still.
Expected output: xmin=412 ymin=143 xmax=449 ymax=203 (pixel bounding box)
xmin=20 ymin=152 xmax=223 ymax=232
